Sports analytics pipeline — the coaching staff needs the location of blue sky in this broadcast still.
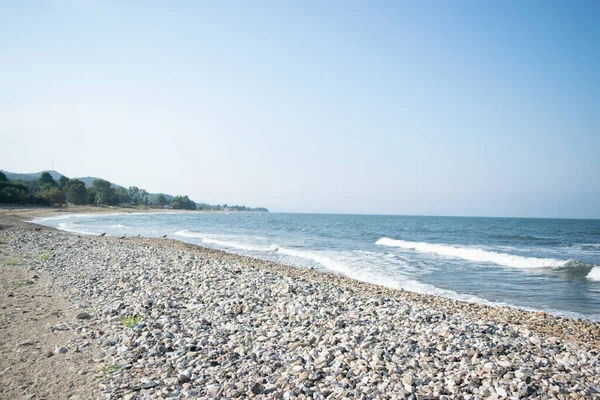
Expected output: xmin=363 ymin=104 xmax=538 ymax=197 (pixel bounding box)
xmin=1 ymin=1 xmax=598 ymax=218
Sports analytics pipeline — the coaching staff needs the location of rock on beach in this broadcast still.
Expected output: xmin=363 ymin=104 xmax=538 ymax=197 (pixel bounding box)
xmin=5 ymin=227 xmax=600 ymax=399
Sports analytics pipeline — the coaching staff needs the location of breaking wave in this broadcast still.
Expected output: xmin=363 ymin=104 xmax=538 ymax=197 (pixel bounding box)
xmin=587 ymin=267 xmax=600 ymax=282
xmin=376 ymin=237 xmax=570 ymax=269
xmin=57 ymin=222 xmax=100 ymax=236
xmin=111 ymin=224 xmax=128 ymax=229
xmin=570 ymin=243 xmax=600 ymax=250
xmin=174 ymin=231 xmax=496 ymax=305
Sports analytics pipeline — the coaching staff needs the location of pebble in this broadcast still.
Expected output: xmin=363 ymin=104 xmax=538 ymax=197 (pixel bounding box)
xmin=178 ymin=370 xmax=191 ymax=384
xmin=75 ymin=311 xmax=92 ymax=320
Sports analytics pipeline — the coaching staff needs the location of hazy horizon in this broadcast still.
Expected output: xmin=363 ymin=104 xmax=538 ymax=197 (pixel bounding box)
xmin=2 ymin=1 xmax=598 ymax=219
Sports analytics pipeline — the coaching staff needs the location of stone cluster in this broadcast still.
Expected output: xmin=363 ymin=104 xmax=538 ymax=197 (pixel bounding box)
xmin=7 ymin=229 xmax=600 ymax=399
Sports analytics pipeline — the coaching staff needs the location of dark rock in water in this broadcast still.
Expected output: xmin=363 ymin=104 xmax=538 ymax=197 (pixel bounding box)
xmin=76 ymin=312 xmax=92 ymax=320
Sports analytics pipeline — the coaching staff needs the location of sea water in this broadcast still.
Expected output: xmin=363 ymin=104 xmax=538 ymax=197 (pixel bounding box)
xmin=33 ymin=212 xmax=600 ymax=320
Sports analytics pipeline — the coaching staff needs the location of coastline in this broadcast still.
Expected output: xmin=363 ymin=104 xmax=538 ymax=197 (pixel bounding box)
xmin=12 ymin=206 xmax=600 ymax=328
xmin=0 ymin=205 xmax=227 ymax=220
xmin=1 ymin=208 xmax=599 ymax=398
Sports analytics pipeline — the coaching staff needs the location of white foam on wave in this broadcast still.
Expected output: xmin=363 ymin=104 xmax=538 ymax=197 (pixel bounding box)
xmin=57 ymin=222 xmax=100 ymax=236
xmin=202 ymin=238 xmax=268 ymax=252
xmin=174 ymin=230 xmax=497 ymax=305
xmin=573 ymin=243 xmax=600 ymax=250
xmin=587 ymin=267 xmax=600 ymax=282
xmin=175 ymin=230 xmax=269 ymax=252
xmin=376 ymin=237 xmax=569 ymax=269
xmin=275 ymin=248 xmax=501 ymax=306
xmin=30 ymin=213 xmax=128 ymax=224
xmin=111 ymin=224 xmax=128 ymax=229
xmin=175 ymin=229 xmax=206 ymax=238
xmin=179 ymin=231 xmax=354 ymax=275
xmin=275 ymin=247 xmax=349 ymax=274
xmin=122 ymin=229 xmax=600 ymax=319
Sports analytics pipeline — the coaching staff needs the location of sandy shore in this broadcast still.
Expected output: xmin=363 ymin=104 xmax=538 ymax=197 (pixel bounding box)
xmin=1 ymin=208 xmax=599 ymax=399
xmin=0 ymin=204 xmax=203 ymax=220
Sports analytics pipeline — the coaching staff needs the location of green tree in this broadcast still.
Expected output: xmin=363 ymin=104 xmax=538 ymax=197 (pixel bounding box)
xmin=156 ymin=194 xmax=168 ymax=206
xmin=128 ymin=186 xmax=141 ymax=204
xmin=86 ymin=186 xmax=97 ymax=204
xmin=40 ymin=187 xmax=66 ymax=205
xmin=36 ymin=172 xmax=64 ymax=205
xmin=140 ymin=189 xmax=149 ymax=205
xmin=92 ymin=179 xmax=117 ymax=205
xmin=125 ymin=186 xmax=149 ymax=205
xmin=170 ymin=195 xmax=196 ymax=210
xmin=0 ymin=171 xmax=7 ymax=182
xmin=115 ymin=186 xmax=131 ymax=204
xmin=58 ymin=176 xmax=70 ymax=190
xmin=66 ymin=179 xmax=87 ymax=205
xmin=0 ymin=180 xmax=28 ymax=204
xmin=38 ymin=172 xmax=57 ymax=188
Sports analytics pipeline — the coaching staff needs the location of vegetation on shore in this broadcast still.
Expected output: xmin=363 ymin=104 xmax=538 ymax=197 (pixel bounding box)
xmin=0 ymin=170 xmax=268 ymax=212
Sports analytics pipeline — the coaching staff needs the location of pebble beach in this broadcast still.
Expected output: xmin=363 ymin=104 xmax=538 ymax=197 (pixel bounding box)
xmin=1 ymin=212 xmax=600 ymax=399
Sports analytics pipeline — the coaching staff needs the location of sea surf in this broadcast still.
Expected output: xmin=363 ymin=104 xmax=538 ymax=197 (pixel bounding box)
xmin=32 ymin=212 xmax=600 ymax=321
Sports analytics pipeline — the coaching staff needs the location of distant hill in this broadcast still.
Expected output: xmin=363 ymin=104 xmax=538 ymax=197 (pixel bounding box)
xmin=0 ymin=170 xmax=114 ymax=188
xmin=77 ymin=176 xmax=111 ymax=188
xmin=1 ymin=169 xmax=64 ymax=182
xmin=0 ymin=169 xmax=172 ymax=200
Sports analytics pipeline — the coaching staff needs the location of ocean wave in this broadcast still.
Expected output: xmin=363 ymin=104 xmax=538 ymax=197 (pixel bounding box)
xmin=57 ymin=222 xmax=100 ymax=236
xmin=247 ymin=247 xmax=506 ymax=306
xmin=202 ymin=238 xmax=268 ymax=252
xmin=376 ymin=237 xmax=569 ymax=269
xmin=174 ymin=231 xmax=497 ymax=305
xmin=587 ymin=267 xmax=600 ymax=282
xmin=175 ymin=230 xmax=271 ymax=252
xmin=30 ymin=212 xmax=128 ymax=224
xmin=176 ymin=230 xmax=351 ymax=272
xmin=569 ymin=243 xmax=600 ymax=250
xmin=274 ymin=246 xmax=350 ymax=274
xmin=111 ymin=224 xmax=128 ymax=229
xmin=490 ymin=234 xmax=557 ymax=244
xmin=174 ymin=229 xmax=204 ymax=238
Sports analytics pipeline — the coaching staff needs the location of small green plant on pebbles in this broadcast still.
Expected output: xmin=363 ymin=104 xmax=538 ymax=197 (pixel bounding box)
xmin=12 ymin=281 xmax=28 ymax=287
xmin=0 ymin=234 xmax=10 ymax=243
xmin=121 ymin=315 xmax=140 ymax=328
xmin=38 ymin=251 xmax=51 ymax=263
xmin=100 ymin=364 xmax=120 ymax=374
xmin=7 ymin=258 xmax=21 ymax=266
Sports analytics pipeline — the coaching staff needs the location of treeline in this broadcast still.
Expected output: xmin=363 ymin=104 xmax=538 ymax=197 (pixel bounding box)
xmin=0 ymin=171 xmax=76 ymax=206
xmin=0 ymin=171 xmax=185 ymax=208
xmin=197 ymin=203 xmax=268 ymax=212
xmin=0 ymin=171 xmax=269 ymax=212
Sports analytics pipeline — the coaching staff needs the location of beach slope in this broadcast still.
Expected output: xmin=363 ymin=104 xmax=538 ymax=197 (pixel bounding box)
xmin=0 ymin=210 xmax=599 ymax=399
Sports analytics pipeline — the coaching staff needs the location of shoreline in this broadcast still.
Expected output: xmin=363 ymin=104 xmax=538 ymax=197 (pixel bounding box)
xmin=6 ymin=206 xmax=600 ymax=336
xmin=0 ymin=204 xmax=242 ymax=220
xmin=14 ymin=206 xmax=600 ymax=325
xmin=1 ymin=208 xmax=599 ymax=398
